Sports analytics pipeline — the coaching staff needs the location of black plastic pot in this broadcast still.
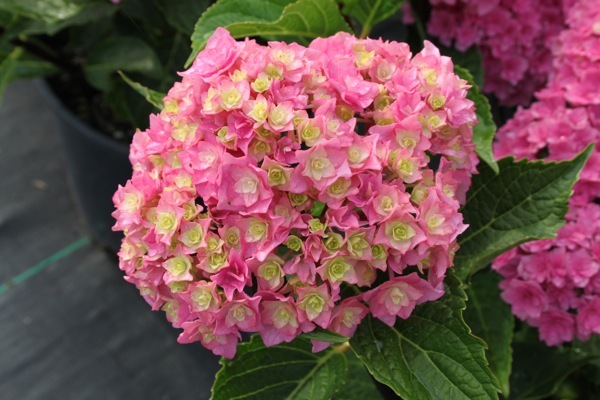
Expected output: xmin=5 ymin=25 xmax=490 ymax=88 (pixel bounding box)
xmin=37 ymin=79 xmax=130 ymax=253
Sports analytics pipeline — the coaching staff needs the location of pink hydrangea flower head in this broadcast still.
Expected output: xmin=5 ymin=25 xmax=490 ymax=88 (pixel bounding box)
xmin=114 ymin=29 xmax=478 ymax=358
xmin=422 ymin=0 xmax=566 ymax=106
xmin=492 ymin=0 xmax=600 ymax=346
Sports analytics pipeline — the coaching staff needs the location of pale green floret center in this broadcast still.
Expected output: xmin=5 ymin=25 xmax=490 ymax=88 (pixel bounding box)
xmin=301 ymin=122 xmax=321 ymax=144
xmin=324 ymin=232 xmax=344 ymax=252
xmin=302 ymin=293 xmax=325 ymax=320
xmin=162 ymin=300 xmax=179 ymax=320
xmin=156 ymin=212 xmax=177 ymax=234
xmin=342 ymin=311 xmax=355 ymax=327
xmin=380 ymin=196 xmax=394 ymax=214
xmin=391 ymin=222 xmax=416 ymax=241
xmin=411 ymin=187 xmax=428 ymax=204
xmin=423 ymin=69 xmax=437 ymax=86
xmin=123 ymin=192 xmax=142 ymax=213
xmin=372 ymin=244 xmax=387 ymax=259
xmin=221 ymin=87 xmax=242 ymax=109
xmin=311 ymin=157 xmax=329 ymax=171
xmin=327 ymin=258 xmax=350 ymax=282
xmin=166 ymin=256 xmax=190 ymax=276
xmin=274 ymin=307 xmax=293 ymax=328
xmin=206 ymin=237 xmax=222 ymax=253
xmin=208 ymin=252 xmax=227 ymax=271
xmin=233 ymin=306 xmax=248 ymax=321
xmin=347 ymin=145 xmax=363 ymax=164
xmin=217 ymin=127 xmax=234 ymax=146
xmin=249 ymin=102 xmax=268 ymax=122
xmin=251 ymin=75 xmax=270 ymax=92
xmin=247 ymin=221 xmax=268 ymax=242
xmin=348 ymin=233 xmax=369 ymax=257
xmin=429 ymin=94 xmax=446 ymax=110
xmin=289 ymin=193 xmax=308 ymax=206
xmin=399 ymin=136 xmax=417 ymax=150
xmin=268 ymin=166 xmax=288 ymax=186
xmin=327 ymin=178 xmax=350 ymax=197
xmin=236 ymin=177 xmax=258 ymax=194
xmin=168 ymin=281 xmax=187 ymax=293
xmin=225 ymin=229 xmax=240 ymax=248
xmin=398 ymin=159 xmax=414 ymax=175
xmin=182 ymin=227 xmax=203 ymax=248
xmin=389 ymin=286 xmax=407 ymax=305
xmin=252 ymin=140 xmax=271 ymax=156
xmin=308 ymin=218 xmax=326 ymax=233
xmin=335 ymin=105 xmax=353 ymax=121
xmin=427 ymin=214 xmax=445 ymax=231
xmin=284 ymin=235 xmax=303 ymax=252
xmin=191 ymin=288 xmax=214 ymax=311
xmin=258 ymin=261 xmax=280 ymax=281
xmin=269 ymin=106 xmax=288 ymax=127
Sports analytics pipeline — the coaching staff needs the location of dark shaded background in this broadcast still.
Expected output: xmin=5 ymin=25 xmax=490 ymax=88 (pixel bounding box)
xmin=0 ymin=80 xmax=219 ymax=400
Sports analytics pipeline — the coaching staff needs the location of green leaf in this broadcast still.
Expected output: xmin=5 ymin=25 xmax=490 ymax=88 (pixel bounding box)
xmin=350 ymin=273 xmax=500 ymax=400
xmin=454 ymin=64 xmax=498 ymax=173
xmin=84 ymin=36 xmax=162 ymax=91
xmin=334 ymin=350 xmax=383 ymax=400
xmin=509 ymin=340 xmax=594 ymax=400
xmin=156 ymin=0 xmax=210 ymax=36
xmin=106 ymin=79 xmax=154 ymax=132
xmin=188 ymin=0 xmax=294 ymax=66
xmin=0 ymin=0 xmax=84 ymax=24
xmin=0 ymin=45 xmax=58 ymax=101
xmin=463 ymin=271 xmax=514 ymax=397
xmin=454 ymin=145 xmax=593 ymax=280
xmin=446 ymin=47 xmax=484 ymax=88
xmin=187 ymin=0 xmax=352 ymax=66
xmin=300 ymin=328 xmax=349 ymax=343
xmin=338 ymin=0 xmax=403 ymax=38
xmin=0 ymin=46 xmax=22 ymax=99
xmin=310 ymin=201 xmax=327 ymax=217
xmin=211 ymin=335 xmax=348 ymax=400
xmin=0 ymin=0 xmax=116 ymax=35
xmin=117 ymin=71 xmax=165 ymax=111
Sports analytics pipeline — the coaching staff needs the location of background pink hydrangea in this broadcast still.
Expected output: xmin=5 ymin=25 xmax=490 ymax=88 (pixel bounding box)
xmin=112 ymin=28 xmax=478 ymax=358
xmin=493 ymin=0 xmax=600 ymax=346
xmin=424 ymin=0 xmax=567 ymax=106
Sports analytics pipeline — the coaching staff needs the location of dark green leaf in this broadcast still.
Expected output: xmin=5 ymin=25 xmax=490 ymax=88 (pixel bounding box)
xmin=509 ymin=341 xmax=593 ymax=400
xmin=463 ymin=271 xmax=514 ymax=396
xmin=188 ymin=0 xmax=293 ymax=66
xmin=187 ymin=0 xmax=352 ymax=66
xmin=300 ymin=328 xmax=349 ymax=343
xmin=455 ymin=145 xmax=593 ymax=280
xmin=117 ymin=71 xmax=165 ymax=111
xmin=211 ymin=335 xmax=348 ymax=400
xmin=106 ymin=79 xmax=154 ymax=131
xmin=0 ymin=0 xmax=85 ymax=24
xmin=350 ymin=273 xmax=500 ymax=400
xmin=446 ymin=47 xmax=484 ymax=88
xmin=157 ymin=0 xmax=210 ymax=36
xmin=338 ymin=0 xmax=403 ymax=38
xmin=84 ymin=36 xmax=162 ymax=91
xmin=454 ymin=64 xmax=497 ymax=173
xmin=310 ymin=201 xmax=327 ymax=217
xmin=0 ymin=46 xmax=21 ymax=99
xmin=334 ymin=350 xmax=383 ymax=400
xmin=0 ymin=0 xmax=116 ymax=35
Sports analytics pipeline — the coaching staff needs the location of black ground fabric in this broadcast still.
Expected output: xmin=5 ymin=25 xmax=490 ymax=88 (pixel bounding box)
xmin=0 ymin=81 xmax=219 ymax=400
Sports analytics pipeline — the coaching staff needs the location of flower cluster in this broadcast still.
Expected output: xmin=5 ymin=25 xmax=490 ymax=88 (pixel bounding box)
xmin=493 ymin=0 xmax=600 ymax=346
xmin=422 ymin=0 xmax=566 ymax=106
xmin=112 ymin=28 xmax=478 ymax=358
